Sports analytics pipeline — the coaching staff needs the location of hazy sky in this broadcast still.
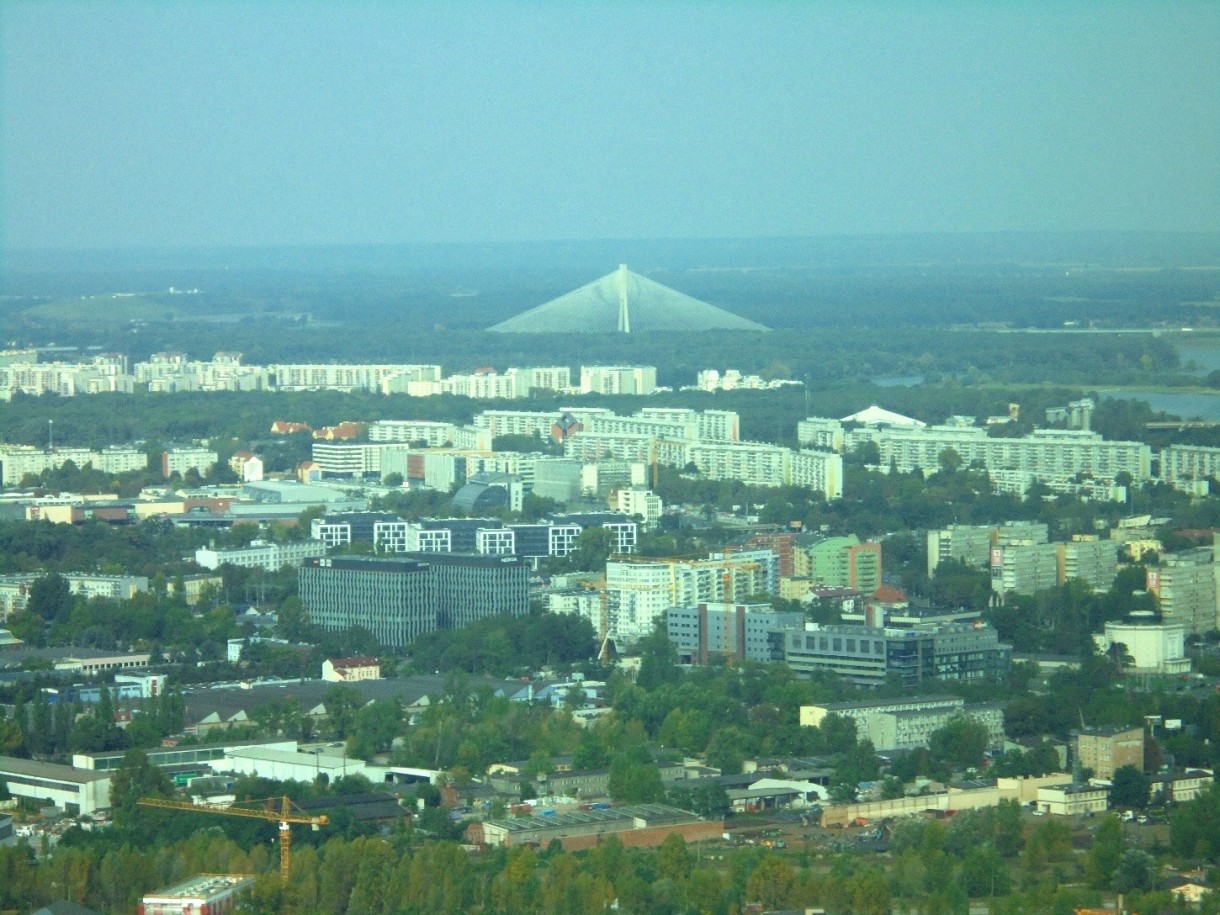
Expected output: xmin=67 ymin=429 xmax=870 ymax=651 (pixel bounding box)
xmin=2 ymin=1 xmax=1217 ymax=250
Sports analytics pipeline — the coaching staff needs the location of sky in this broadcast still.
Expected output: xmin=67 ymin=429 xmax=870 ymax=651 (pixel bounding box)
xmin=1 ymin=1 xmax=1218 ymax=250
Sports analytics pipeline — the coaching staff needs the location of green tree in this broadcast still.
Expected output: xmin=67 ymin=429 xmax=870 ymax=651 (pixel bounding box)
xmin=656 ymin=832 xmax=691 ymax=881
xmin=746 ymin=854 xmax=797 ymax=911
xmin=607 ymin=747 xmax=665 ymax=803
xmin=27 ymin=572 xmax=74 ymax=622
xmin=1086 ymin=815 xmax=1123 ymax=888
xmin=928 ymin=714 xmax=989 ymax=772
xmin=1109 ymin=764 xmax=1150 ymax=810
xmin=110 ymin=748 xmax=172 ymax=827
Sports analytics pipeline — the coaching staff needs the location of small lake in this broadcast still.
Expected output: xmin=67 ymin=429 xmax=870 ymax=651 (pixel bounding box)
xmin=1108 ymin=390 xmax=1220 ymax=421
xmin=1176 ymin=345 xmax=1220 ymax=376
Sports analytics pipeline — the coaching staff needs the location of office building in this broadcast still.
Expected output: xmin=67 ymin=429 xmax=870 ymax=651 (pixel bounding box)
xmin=300 ymin=557 xmax=434 ymax=648
xmin=666 ymin=602 xmax=804 ymax=664
xmin=312 ymin=511 xmax=410 ymax=552
xmin=299 ymin=553 xmax=529 ymax=648
xmin=451 ymin=472 xmax=524 ymax=514
xmin=780 ymin=622 xmax=1010 ymax=688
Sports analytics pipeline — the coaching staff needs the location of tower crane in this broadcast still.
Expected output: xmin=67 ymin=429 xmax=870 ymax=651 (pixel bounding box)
xmin=137 ymin=795 xmax=328 ymax=881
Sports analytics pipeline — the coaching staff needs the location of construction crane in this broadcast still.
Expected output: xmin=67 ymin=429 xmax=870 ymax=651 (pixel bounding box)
xmin=137 ymin=795 xmax=328 ymax=881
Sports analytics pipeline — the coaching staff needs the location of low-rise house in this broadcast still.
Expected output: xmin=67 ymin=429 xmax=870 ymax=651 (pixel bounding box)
xmin=322 ymin=657 xmax=381 ymax=682
xmin=1036 ymin=783 xmax=1108 ymax=816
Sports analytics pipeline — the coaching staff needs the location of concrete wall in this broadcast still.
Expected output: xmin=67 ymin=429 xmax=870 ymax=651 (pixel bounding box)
xmin=821 ymin=774 xmax=1069 ymax=826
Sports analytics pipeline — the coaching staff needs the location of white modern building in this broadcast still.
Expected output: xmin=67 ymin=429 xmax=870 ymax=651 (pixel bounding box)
xmin=195 ymin=540 xmax=327 ymax=572
xmin=1094 ymin=618 xmax=1190 ymax=674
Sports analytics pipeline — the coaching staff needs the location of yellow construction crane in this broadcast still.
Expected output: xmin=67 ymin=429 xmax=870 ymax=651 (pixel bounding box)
xmin=137 ymin=795 xmax=328 ymax=881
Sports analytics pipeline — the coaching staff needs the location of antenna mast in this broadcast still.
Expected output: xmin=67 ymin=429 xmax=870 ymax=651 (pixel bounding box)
xmin=617 ymin=263 xmax=630 ymax=333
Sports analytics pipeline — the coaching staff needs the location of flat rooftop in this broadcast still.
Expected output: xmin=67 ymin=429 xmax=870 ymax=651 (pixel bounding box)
xmin=145 ymin=874 xmax=256 ymax=899
xmin=0 ymin=756 xmax=111 ymax=784
xmin=485 ymin=803 xmax=699 ymax=834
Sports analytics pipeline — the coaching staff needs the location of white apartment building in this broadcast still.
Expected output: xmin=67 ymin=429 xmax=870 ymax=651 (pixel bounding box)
xmin=0 ymin=355 xmax=133 ymax=400
xmin=1161 ymin=445 xmax=1220 ymax=484
xmin=580 ymin=365 xmax=658 ymax=395
xmin=796 ymin=417 xmax=846 ymax=452
xmin=547 ymin=588 xmax=606 ymax=638
xmin=368 ymin=420 xmax=456 ymax=446
xmin=311 ymin=443 xmax=411 ymax=478
xmin=874 ymin=426 xmax=1152 ymax=482
xmin=523 ymin=366 xmax=572 ymax=393
xmin=269 ymin=363 xmax=439 ymax=392
xmin=688 ymin=442 xmax=844 ymax=498
xmin=616 ymin=489 xmax=663 ymax=529
xmin=162 ymin=447 xmax=218 ymax=478
xmin=0 ymin=573 xmax=150 ymax=622
xmin=445 ymin=368 xmax=526 ymax=400
xmin=990 ymin=535 xmax=1115 ymax=597
xmin=474 ymin=410 xmax=563 ymax=439
xmin=801 ymin=696 xmax=1004 ymax=752
xmin=637 ymin=408 xmax=741 ymax=442
xmin=0 ymin=446 xmax=148 ymax=486
xmin=562 ymin=409 xmax=842 ymax=498
xmin=1059 ymin=536 xmax=1117 ymax=593
xmin=604 ymin=554 xmax=775 ymax=646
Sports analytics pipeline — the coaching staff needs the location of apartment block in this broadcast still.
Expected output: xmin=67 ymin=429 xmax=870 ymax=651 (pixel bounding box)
xmin=161 ymin=447 xmax=219 ymax=478
xmin=926 ymin=522 xmax=1049 ymax=577
xmin=579 ymin=365 xmax=657 ymax=395
xmin=1076 ymin=726 xmax=1145 ymax=780
xmin=0 ymin=446 xmax=148 ymax=486
xmin=605 ymin=553 xmax=776 ymax=647
xmin=801 ymin=696 xmax=1005 ymax=751
xmin=798 ymin=536 xmax=882 ymax=594
xmin=1146 ymin=549 xmax=1219 ymax=635
xmin=367 ymin=420 xmax=457 ymax=446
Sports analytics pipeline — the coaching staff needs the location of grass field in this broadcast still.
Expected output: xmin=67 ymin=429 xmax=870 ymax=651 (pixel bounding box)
xmin=20 ymin=292 xmax=190 ymax=323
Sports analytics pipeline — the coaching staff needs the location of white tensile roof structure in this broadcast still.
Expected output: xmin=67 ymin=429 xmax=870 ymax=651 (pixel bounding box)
xmin=841 ymin=405 xmax=926 ymax=427
xmin=488 ymin=264 xmax=769 ymax=334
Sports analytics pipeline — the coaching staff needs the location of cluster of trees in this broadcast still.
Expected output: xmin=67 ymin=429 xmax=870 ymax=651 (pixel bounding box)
xmin=2 ymin=683 xmax=185 ymax=759
xmin=404 ymin=612 xmax=597 ymax=678
xmin=0 ymin=517 xmax=209 ymax=577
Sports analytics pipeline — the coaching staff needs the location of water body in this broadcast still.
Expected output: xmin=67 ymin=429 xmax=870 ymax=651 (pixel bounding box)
xmin=1108 ymin=390 xmax=1220 ymax=421
xmin=1176 ymin=345 xmax=1220 ymax=376
xmin=872 ymin=374 xmax=925 ymax=387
